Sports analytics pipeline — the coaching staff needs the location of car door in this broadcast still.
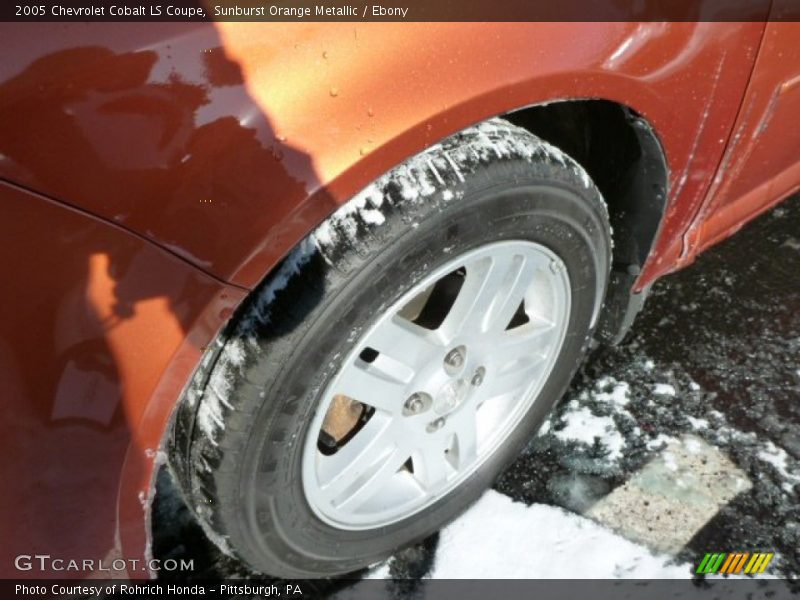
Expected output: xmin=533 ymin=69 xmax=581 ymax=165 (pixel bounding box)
xmin=690 ymin=8 xmax=800 ymax=252
xmin=689 ymin=9 xmax=800 ymax=252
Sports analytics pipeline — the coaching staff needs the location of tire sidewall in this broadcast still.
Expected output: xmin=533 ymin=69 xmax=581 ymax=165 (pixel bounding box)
xmin=232 ymin=168 xmax=609 ymax=574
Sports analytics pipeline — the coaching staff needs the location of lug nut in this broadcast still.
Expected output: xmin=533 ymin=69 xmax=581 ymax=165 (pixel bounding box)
xmin=403 ymin=392 xmax=430 ymax=416
xmin=471 ymin=366 xmax=486 ymax=387
xmin=426 ymin=417 xmax=446 ymax=433
xmin=443 ymin=345 xmax=466 ymax=372
xmin=405 ymin=394 xmax=424 ymax=414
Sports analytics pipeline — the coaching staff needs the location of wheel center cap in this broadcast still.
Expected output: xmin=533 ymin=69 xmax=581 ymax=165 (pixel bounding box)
xmin=433 ymin=378 xmax=469 ymax=415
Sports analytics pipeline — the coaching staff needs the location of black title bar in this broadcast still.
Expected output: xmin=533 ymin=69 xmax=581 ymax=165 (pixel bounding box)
xmin=3 ymin=0 xmax=800 ymax=22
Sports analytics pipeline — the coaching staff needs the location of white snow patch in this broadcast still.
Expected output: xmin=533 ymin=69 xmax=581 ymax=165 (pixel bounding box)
xmin=555 ymin=407 xmax=625 ymax=461
xmin=314 ymin=182 xmax=388 ymax=247
xmin=653 ymin=383 xmax=676 ymax=396
xmin=207 ymin=369 xmax=234 ymax=409
xmin=196 ymin=364 xmax=237 ymax=441
xmin=225 ymin=339 xmax=246 ymax=367
xmin=359 ymin=207 xmax=385 ymax=225
xmin=362 ymin=562 xmax=391 ymax=579
xmin=593 ymin=380 xmax=631 ymax=407
xmin=195 ymin=400 xmax=224 ymax=445
xmin=781 ymin=237 xmax=800 ymax=251
xmin=646 ymin=434 xmax=676 ymax=451
xmin=682 ymin=437 xmax=704 ymax=454
xmin=662 ymin=451 xmax=679 ymax=472
xmin=758 ymin=441 xmax=800 ymax=487
xmin=428 ymin=490 xmax=689 ymax=578
xmin=686 ymin=416 xmax=709 ymax=430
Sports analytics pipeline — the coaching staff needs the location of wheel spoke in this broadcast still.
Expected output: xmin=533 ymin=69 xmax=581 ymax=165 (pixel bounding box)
xmin=485 ymin=255 xmax=541 ymax=334
xmin=482 ymin=325 xmax=556 ymax=401
xmin=448 ymin=406 xmax=479 ymax=469
xmin=441 ymin=250 xmax=543 ymax=339
xmin=495 ymin=322 xmax=556 ymax=367
xmin=318 ymin=416 xmax=397 ymax=500
xmin=482 ymin=359 xmax=544 ymax=401
xmin=413 ymin=440 xmax=453 ymax=491
xmin=334 ymin=363 xmax=406 ymax=414
xmin=328 ymin=447 xmax=411 ymax=511
xmin=362 ymin=316 xmax=442 ymax=374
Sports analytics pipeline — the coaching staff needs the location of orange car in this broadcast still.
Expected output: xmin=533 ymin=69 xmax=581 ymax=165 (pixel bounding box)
xmin=1 ymin=18 xmax=799 ymax=578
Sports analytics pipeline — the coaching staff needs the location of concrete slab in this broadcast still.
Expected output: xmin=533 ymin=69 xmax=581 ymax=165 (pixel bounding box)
xmin=585 ymin=435 xmax=752 ymax=555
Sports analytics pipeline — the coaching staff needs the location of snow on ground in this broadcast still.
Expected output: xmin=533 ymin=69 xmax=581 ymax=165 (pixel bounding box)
xmin=653 ymin=383 xmax=676 ymax=396
xmin=758 ymin=441 xmax=800 ymax=493
xmin=554 ymin=403 xmax=626 ymax=459
xmin=425 ymin=490 xmax=690 ymax=578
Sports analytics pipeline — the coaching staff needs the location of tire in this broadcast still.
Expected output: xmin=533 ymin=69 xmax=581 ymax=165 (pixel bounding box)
xmin=170 ymin=117 xmax=612 ymax=577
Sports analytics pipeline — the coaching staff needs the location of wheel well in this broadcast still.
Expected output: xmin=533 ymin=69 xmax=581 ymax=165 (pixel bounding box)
xmin=505 ymin=100 xmax=669 ymax=344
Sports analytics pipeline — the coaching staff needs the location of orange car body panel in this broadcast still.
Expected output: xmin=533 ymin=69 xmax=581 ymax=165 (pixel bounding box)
xmin=0 ymin=179 xmax=246 ymax=577
xmin=687 ymin=18 xmax=800 ymax=254
xmin=0 ymin=19 xmax=797 ymax=576
xmin=0 ymin=22 xmax=766 ymax=289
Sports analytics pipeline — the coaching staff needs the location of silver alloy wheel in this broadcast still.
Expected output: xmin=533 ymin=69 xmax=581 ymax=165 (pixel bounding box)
xmin=301 ymin=240 xmax=571 ymax=529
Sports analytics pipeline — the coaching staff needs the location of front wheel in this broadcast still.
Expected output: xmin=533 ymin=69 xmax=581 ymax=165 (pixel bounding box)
xmin=172 ymin=118 xmax=611 ymax=577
